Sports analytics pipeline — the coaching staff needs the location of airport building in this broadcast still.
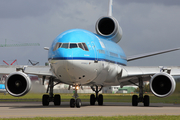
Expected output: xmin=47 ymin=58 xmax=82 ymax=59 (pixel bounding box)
xmin=103 ymin=86 xmax=138 ymax=94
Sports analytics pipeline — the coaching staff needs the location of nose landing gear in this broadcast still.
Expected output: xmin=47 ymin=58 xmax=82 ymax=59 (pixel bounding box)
xmin=70 ymin=85 xmax=82 ymax=108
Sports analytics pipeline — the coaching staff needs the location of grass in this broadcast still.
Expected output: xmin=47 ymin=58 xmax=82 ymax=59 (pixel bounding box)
xmin=0 ymin=92 xmax=179 ymax=104
xmin=0 ymin=116 xmax=180 ymax=120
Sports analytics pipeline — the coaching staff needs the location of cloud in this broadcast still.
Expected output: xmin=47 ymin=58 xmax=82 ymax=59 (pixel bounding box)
xmin=0 ymin=0 xmax=180 ymax=66
xmin=114 ymin=2 xmax=180 ymax=66
xmin=116 ymin=0 xmax=180 ymax=6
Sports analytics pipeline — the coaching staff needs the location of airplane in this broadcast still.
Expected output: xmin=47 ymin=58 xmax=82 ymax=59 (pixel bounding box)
xmin=0 ymin=0 xmax=180 ymax=108
xmin=0 ymin=84 xmax=7 ymax=95
xmin=0 ymin=75 xmax=7 ymax=94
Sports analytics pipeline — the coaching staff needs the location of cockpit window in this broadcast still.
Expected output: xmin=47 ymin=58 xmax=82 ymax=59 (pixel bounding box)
xmin=53 ymin=42 xmax=89 ymax=51
xmin=78 ymin=43 xmax=84 ymax=50
xmin=70 ymin=43 xmax=78 ymax=48
xmin=82 ymin=43 xmax=89 ymax=51
xmin=53 ymin=43 xmax=62 ymax=51
xmin=53 ymin=43 xmax=58 ymax=51
xmin=58 ymin=43 xmax=62 ymax=48
xmin=61 ymin=43 xmax=69 ymax=48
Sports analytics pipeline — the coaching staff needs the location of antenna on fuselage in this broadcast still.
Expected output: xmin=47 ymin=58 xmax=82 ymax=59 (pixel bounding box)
xmin=108 ymin=0 xmax=113 ymax=16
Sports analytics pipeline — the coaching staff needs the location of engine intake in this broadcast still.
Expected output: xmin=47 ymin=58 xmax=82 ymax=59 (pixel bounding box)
xmin=150 ymin=72 xmax=176 ymax=98
xmin=98 ymin=17 xmax=115 ymax=35
xmin=5 ymin=72 xmax=31 ymax=97
xmin=95 ymin=16 xmax=122 ymax=43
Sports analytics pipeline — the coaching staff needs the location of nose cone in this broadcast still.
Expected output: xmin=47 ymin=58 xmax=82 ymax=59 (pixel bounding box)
xmin=55 ymin=60 xmax=98 ymax=85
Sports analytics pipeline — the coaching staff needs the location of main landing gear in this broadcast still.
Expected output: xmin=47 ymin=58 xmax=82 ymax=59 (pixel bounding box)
xmin=42 ymin=76 xmax=81 ymax=108
xmin=90 ymin=86 xmax=103 ymax=105
xmin=132 ymin=78 xmax=150 ymax=106
xmin=70 ymin=85 xmax=82 ymax=108
xmin=42 ymin=77 xmax=61 ymax=106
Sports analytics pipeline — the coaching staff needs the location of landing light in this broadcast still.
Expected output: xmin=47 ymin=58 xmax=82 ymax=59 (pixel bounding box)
xmin=76 ymin=86 xmax=79 ymax=90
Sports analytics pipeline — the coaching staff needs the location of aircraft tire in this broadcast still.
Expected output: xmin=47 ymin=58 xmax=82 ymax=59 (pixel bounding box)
xmin=132 ymin=95 xmax=138 ymax=106
xmin=42 ymin=94 xmax=49 ymax=106
xmin=98 ymin=94 xmax=103 ymax=105
xmin=90 ymin=94 xmax=95 ymax=105
xmin=76 ymin=99 xmax=82 ymax=108
xmin=70 ymin=98 xmax=75 ymax=108
xmin=54 ymin=94 xmax=61 ymax=106
xmin=143 ymin=95 xmax=150 ymax=106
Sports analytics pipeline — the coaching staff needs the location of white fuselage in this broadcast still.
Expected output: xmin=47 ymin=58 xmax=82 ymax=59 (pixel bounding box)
xmin=50 ymin=60 xmax=122 ymax=86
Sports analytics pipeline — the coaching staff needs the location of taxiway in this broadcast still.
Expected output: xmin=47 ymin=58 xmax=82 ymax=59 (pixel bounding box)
xmin=0 ymin=102 xmax=180 ymax=118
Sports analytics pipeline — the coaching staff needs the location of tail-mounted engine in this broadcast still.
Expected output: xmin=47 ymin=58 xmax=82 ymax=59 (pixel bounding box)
xmin=95 ymin=16 xmax=122 ymax=43
xmin=150 ymin=72 xmax=176 ymax=98
xmin=5 ymin=72 xmax=31 ymax=97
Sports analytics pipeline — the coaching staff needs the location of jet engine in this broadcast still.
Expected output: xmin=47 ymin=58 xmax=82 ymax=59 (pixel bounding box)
xmin=95 ymin=16 xmax=122 ymax=43
xmin=150 ymin=72 xmax=176 ymax=98
xmin=5 ymin=72 xmax=31 ymax=97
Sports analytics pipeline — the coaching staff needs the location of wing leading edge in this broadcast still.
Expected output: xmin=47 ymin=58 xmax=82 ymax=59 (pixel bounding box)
xmin=127 ymin=47 xmax=180 ymax=61
xmin=118 ymin=66 xmax=180 ymax=87
xmin=0 ymin=65 xmax=54 ymax=78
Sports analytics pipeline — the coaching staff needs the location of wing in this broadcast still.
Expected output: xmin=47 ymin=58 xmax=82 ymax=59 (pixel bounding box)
xmin=23 ymin=66 xmax=54 ymax=78
xmin=0 ymin=65 xmax=54 ymax=78
xmin=127 ymin=47 xmax=180 ymax=61
xmin=118 ymin=66 xmax=180 ymax=87
xmin=0 ymin=65 xmax=19 ymax=75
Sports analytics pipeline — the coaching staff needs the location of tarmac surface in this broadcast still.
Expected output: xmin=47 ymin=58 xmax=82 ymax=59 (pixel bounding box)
xmin=0 ymin=102 xmax=180 ymax=118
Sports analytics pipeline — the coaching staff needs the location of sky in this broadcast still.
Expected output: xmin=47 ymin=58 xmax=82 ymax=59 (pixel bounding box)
xmin=0 ymin=0 xmax=180 ymax=66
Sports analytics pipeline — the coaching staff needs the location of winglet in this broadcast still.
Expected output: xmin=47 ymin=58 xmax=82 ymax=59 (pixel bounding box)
xmin=108 ymin=0 xmax=113 ymax=16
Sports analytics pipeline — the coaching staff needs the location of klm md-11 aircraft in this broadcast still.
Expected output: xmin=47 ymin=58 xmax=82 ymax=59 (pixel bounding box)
xmin=1 ymin=0 xmax=180 ymax=108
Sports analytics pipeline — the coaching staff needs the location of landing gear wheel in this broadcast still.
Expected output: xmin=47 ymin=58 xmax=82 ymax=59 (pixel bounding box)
xmin=98 ymin=94 xmax=103 ymax=105
xmin=42 ymin=95 xmax=49 ymax=106
xmin=90 ymin=94 xmax=95 ymax=105
xmin=54 ymin=94 xmax=61 ymax=106
xmin=70 ymin=98 xmax=75 ymax=108
xmin=132 ymin=95 xmax=138 ymax=106
xmin=76 ymin=99 xmax=82 ymax=108
xmin=144 ymin=95 xmax=150 ymax=106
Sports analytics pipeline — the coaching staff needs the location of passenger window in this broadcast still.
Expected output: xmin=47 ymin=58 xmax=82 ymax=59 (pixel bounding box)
xmin=78 ymin=43 xmax=84 ymax=50
xmin=98 ymin=50 xmax=105 ymax=54
xmin=70 ymin=43 xmax=78 ymax=48
xmin=110 ymin=52 xmax=118 ymax=57
xmin=61 ymin=43 xmax=69 ymax=48
xmin=82 ymin=43 xmax=89 ymax=51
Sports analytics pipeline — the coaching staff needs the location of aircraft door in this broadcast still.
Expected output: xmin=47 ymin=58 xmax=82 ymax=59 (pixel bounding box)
xmin=91 ymin=41 xmax=98 ymax=62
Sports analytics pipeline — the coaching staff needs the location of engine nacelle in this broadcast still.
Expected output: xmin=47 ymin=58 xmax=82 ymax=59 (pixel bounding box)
xmin=150 ymin=72 xmax=176 ymax=98
xmin=5 ymin=72 xmax=31 ymax=97
xmin=95 ymin=16 xmax=122 ymax=43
